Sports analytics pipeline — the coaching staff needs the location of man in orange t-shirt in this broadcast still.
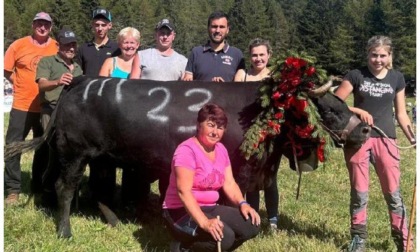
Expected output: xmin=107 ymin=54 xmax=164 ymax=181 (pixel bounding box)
xmin=4 ymin=12 xmax=58 ymax=205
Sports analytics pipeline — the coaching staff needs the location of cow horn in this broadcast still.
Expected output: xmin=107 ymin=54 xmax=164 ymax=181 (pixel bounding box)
xmin=308 ymin=76 xmax=342 ymax=97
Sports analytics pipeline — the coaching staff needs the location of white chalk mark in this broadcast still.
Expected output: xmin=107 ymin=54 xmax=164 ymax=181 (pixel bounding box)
xmin=83 ymin=79 xmax=99 ymax=101
xmin=177 ymin=88 xmax=212 ymax=132
xmin=97 ymin=78 xmax=111 ymax=96
xmin=177 ymin=126 xmax=196 ymax=133
xmin=185 ymin=88 xmax=212 ymax=111
xmin=115 ymin=79 xmax=126 ymax=103
xmin=147 ymin=87 xmax=170 ymax=123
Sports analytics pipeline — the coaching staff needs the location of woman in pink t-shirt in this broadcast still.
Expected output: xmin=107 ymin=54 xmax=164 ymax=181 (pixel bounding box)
xmin=163 ymin=103 xmax=260 ymax=251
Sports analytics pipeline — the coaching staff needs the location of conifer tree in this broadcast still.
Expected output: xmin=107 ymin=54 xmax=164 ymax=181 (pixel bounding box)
xmin=161 ymin=0 xmax=212 ymax=56
xmin=264 ymin=0 xmax=290 ymax=59
xmin=229 ymin=0 xmax=274 ymax=61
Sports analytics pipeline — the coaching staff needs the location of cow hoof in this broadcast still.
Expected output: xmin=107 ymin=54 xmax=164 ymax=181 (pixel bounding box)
xmin=57 ymin=226 xmax=72 ymax=239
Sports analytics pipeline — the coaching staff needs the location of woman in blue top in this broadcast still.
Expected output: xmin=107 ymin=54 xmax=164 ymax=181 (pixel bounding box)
xmin=99 ymin=27 xmax=140 ymax=78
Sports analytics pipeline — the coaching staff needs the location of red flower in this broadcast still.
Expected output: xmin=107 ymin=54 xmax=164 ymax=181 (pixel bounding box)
xmin=271 ymin=91 xmax=281 ymax=100
xmin=317 ymin=140 xmax=326 ymax=162
xmin=274 ymin=100 xmax=283 ymax=108
xmin=283 ymin=95 xmax=295 ymax=109
xmin=285 ymin=57 xmax=307 ymax=69
xmin=295 ymin=124 xmax=314 ymax=138
xmin=268 ymin=120 xmax=281 ymax=134
xmin=273 ymin=124 xmax=281 ymax=134
xmin=285 ymin=57 xmax=295 ymax=67
xmin=298 ymin=59 xmax=307 ymax=68
xmin=294 ymin=99 xmax=308 ymax=113
xmin=290 ymin=76 xmax=301 ymax=86
xmin=259 ymin=130 xmax=268 ymax=142
xmin=274 ymin=112 xmax=283 ymax=119
xmin=305 ymin=66 xmax=316 ymax=76
xmin=278 ymin=83 xmax=290 ymax=93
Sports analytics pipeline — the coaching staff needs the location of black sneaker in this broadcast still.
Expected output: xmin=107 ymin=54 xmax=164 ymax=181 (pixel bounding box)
xmin=348 ymin=235 xmax=366 ymax=252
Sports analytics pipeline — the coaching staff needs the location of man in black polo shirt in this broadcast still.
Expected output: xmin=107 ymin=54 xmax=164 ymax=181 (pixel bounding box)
xmin=77 ymin=8 xmax=120 ymax=76
xmin=76 ymin=8 xmax=122 ymax=207
xmin=183 ymin=11 xmax=245 ymax=82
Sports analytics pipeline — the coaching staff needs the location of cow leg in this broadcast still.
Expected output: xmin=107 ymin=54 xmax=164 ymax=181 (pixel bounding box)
xmin=55 ymin=158 xmax=86 ymax=238
xmin=158 ymin=172 xmax=170 ymax=203
xmin=122 ymin=167 xmax=150 ymax=207
xmin=89 ymin=156 xmax=117 ymax=208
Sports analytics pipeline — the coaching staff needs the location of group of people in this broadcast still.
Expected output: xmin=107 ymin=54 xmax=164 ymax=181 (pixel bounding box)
xmin=4 ymin=7 xmax=415 ymax=252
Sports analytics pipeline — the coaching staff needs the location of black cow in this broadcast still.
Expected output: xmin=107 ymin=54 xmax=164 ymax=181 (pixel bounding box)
xmin=5 ymin=75 xmax=370 ymax=238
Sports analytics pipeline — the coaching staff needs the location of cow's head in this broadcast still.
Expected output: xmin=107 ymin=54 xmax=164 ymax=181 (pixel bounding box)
xmin=308 ymin=79 xmax=371 ymax=148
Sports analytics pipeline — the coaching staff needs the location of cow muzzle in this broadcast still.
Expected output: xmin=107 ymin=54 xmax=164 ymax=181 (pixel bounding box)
xmin=321 ymin=114 xmax=371 ymax=147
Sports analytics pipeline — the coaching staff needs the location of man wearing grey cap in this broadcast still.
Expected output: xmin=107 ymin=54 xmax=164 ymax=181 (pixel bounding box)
xmin=130 ymin=18 xmax=187 ymax=80
xmin=35 ymin=27 xmax=83 ymax=194
xmin=4 ymin=12 xmax=58 ymax=205
xmin=77 ymin=8 xmax=119 ymax=76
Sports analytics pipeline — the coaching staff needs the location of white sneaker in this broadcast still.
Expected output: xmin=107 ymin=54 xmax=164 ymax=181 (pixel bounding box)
xmin=270 ymin=222 xmax=278 ymax=230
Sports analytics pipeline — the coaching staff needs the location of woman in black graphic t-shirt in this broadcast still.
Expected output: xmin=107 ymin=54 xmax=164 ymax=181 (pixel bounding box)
xmin=335 ymin=35 xmax=415 ymax=252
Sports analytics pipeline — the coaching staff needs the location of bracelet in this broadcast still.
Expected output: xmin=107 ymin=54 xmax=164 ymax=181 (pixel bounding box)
xmin=239 ymin=200 xmax=249 ymax=207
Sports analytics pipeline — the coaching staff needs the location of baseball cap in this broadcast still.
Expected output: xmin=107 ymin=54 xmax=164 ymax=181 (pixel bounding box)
xmin=156 ymin=19 xmax=175 ymax=31
xmin=58 ymin=28 xmax=77 ymax=44
xmin=92 ymin=8 xmax=112 ymax=21
xmin=33 ymin=12 xmax=52 ymax=22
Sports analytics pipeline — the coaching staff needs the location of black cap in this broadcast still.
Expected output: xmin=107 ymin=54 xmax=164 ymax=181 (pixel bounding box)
xmin=58 ymin=28 xmax=77 ymax=44
xmin=92 ymin=8 xmax=112 ymax=21
xmin=155 ymin=19 xmax=175 ymax=31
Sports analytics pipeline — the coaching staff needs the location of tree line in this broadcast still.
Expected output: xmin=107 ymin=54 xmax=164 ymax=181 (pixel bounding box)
xmin=4 ymin=0 xmax=416 ymax=81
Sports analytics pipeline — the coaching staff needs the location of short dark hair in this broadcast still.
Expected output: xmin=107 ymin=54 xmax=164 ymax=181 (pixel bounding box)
xmin=207 ymin=11 xmax=229 ymax=27
xmin=197 ymin=103 xmax=228 ymax=128
xmin=248 ymin=38 xmax=272 ymax=55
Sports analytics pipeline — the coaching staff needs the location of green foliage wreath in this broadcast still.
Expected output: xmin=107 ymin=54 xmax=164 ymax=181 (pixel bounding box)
xmin=240 ymin=53 xmax=335 ymax=167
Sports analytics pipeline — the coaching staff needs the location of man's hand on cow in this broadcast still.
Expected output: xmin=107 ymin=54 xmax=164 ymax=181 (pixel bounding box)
xmin=182 ymin=73 xmax=193 ymax=81
xmin=240 ymin=203 xmax=261 ymax=226
xmin=211 ymin=76 xmax=225 ymax=82
xmin=58 ymin=73 xmax=73 ymax=86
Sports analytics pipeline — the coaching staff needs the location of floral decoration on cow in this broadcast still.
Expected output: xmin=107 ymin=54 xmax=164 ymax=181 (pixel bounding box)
xmin=240 ymin=53 xmax=335 ymax=169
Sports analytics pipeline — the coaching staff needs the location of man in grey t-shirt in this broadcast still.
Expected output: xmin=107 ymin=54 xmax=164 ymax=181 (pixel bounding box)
xmin=130 ymin=19 xmax=187 ymax=80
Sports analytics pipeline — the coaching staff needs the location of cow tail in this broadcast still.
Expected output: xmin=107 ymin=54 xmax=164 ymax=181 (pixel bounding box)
xmin=4 ymin=137 xmax=46 ymax=160
xmin=3 ymin=82 xmax=75 ymax=161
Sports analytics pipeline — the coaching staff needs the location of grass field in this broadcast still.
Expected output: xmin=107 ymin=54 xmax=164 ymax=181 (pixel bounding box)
xmin=3 ymin=97 xmax=417 ymax=252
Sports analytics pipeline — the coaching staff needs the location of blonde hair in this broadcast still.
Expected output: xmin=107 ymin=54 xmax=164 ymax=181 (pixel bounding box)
xmin=366 ymin=35 xmax=393 ymax=69
xmin=117 ymin=27 xmax=141 ymax=44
